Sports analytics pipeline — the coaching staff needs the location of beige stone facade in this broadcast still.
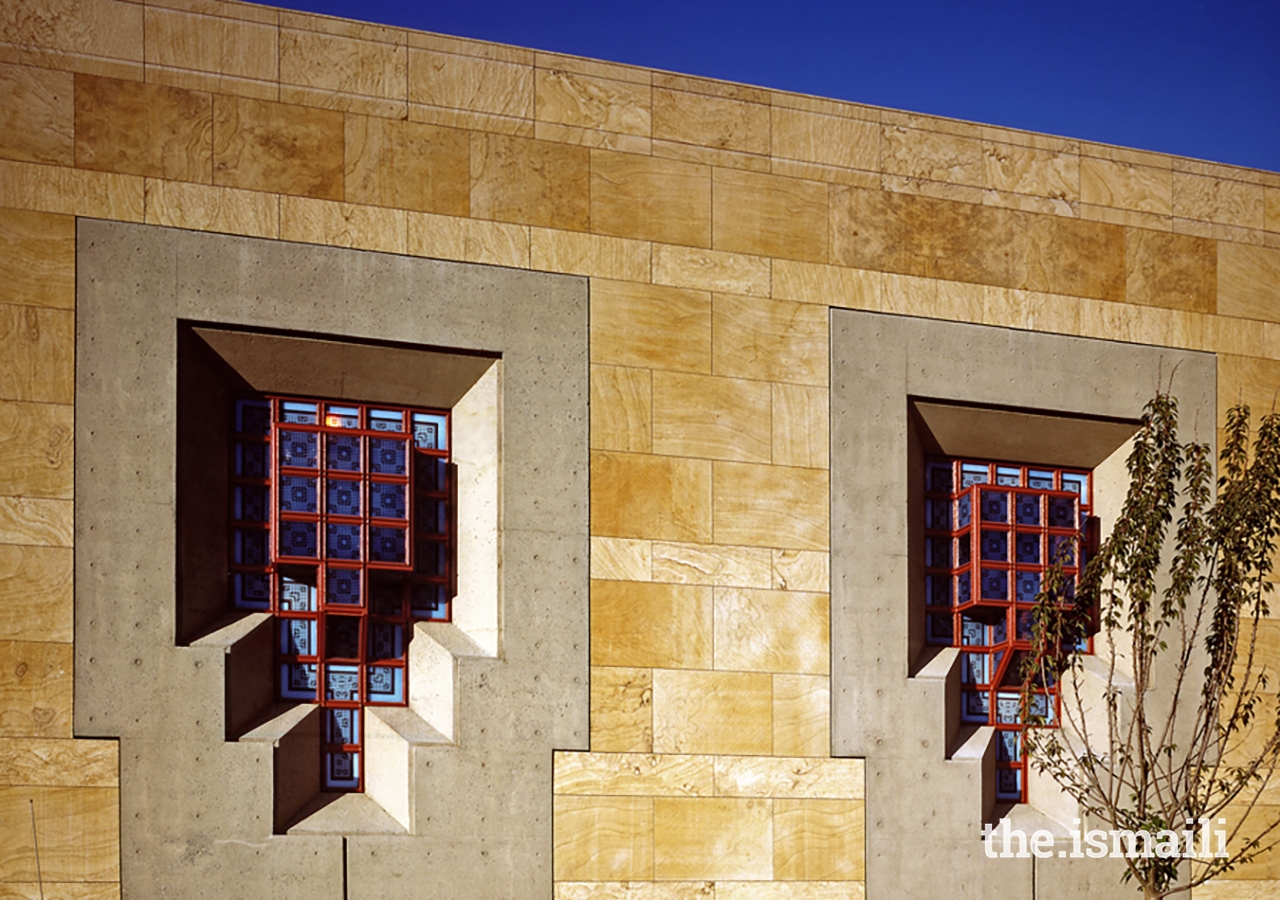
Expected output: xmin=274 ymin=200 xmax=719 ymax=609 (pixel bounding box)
xmin=0 ymin=0 xmax=1278 ymax=897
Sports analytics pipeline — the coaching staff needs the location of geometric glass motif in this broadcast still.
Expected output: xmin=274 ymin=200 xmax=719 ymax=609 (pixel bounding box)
xmin=924 ymin=457 xmax=1093 ymax=803
xmin=228 ymin=396 xmax=455 ymax=792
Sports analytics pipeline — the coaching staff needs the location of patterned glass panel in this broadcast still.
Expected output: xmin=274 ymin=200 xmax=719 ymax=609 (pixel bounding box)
xmin=327 ymin=524 xmax=361 ymax=561
xmin=981 ymin=567 xmax=1008 ymax=600
xmin=369 ymin=438 xmax=407 ymax=475
xmin=411 ymin=584 xmax=449 ymax=620
xmin=369 ymin=526 xmax=407 ymax=564
xmin=981 ymin=530 xmax=1008 ymax=562
xmin=235 ymin=442 xmax=268 ymax=478
xmin=326 ymin=479 xmax=361 ymax=517
xmin=367 ymin=666 xmax=404 ymax=703
xmin=279 ymin=521 xmax=318 ymax=558
xmin=279 ymin=475 xmax=318 ymax=513
xmin=280 ymin=431 xmax=318 ymax=468
xmin=370 ymin=483 xmax=407 ymax=519
xmin=233 ymin=572 xmax=270 ymax=610
xmin=326 ymin=568 xmax=361 ymax=606
xmin=327 ymin=434 xmax=361 ymax=472
xmin=1015 ymin=493 xmax=1040 ymax=525
xmin=1015 ymin=533 xmax=1040 ymax=564
xmin=1048 ymin=496 xmax=1076 ymax=529
xmin=980 ymin=490 xmax=1008 ymax=523
xmin=281 ymin=663 xmax=317 ymax=700
xmin=279 ymin=574 xmax=316 ymax=611
xmin=326 ymin=665 xmax=360 ymax=702
xmin=1016 ymin=571 xmax=1041 ymax=603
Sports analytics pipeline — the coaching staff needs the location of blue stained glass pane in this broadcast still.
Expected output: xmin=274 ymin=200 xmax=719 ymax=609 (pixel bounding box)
xmin=1017 ymin=609 xmax=1036 ymax=639
xmin=925 ymin=498 xmax=950 ymax=530
xmin=326 ymin=568 xmax=361 ymax=605
xmin=279 ymin=521 xmax=318 ymax=558
xmin=927 ymin=462 xmax=952 ymax=493
xmin=1048 ymin=534 xmax=1075 ymax=565
xmin=370 ymin=482 xmax=407 ymax=519
xmin=1016 ymin=571 xmax=1041 ymax=603
xmin=234 ymin=528 xmax=267 ymax=565
xmin=326 ymin=664 xmax=360 ymax=702
xmin=325 ymin=751 xmax=359 ymax=790
xmin=982 ymin=568 xmax=1008 ymax=600
xmin=961 ymin=463 xmax=989 ymax=488
xmin=1048 ymin=496 xmax=1076 ymax=528
xmin=927 ymin=613 xmax=953 ymax=644
xmin=996 ymin=466 xmax=1021 ymax=486
xmin=981 ymin=529 xmax=1008 ymax=562
xmin=1015 ymin=493 xmax=1040 ymax=525
xmin=326 ymin=616 xmax=360 ymax=659
xmin=233 ymin=573 xmax=270 ymax=610
xmin=367 ymin=666 xmax=404 ymax=703
xmin=279 ymin=475 xmax=318 ymax=513
xmin=997 ymin=730 xmax=1022 ymax=761
xmin=234 ymin=485 xmax=267 ymax=522
xmin=996 ymin=768 xmax=1022 ymax=799
xmin=956 ymin=493 xmax=972 ymax=527
xmin=956 ymin=571 xmax=971 ymax=603
xmin=235 ymin=441 xmax=267 ymax=477
xmin=281 ymin=402 xmax=318 ymax=424
xmin=327 ymin=708 xmax=358 ymax=745
xmin=1016 ymin=533 xmax=1040 ymax=564
xmin=369 ymin=409 xmax=403 ymax=432
xmin=327 ymin=523 xmax=361 ymax=560
xmin=327 ymin=434 xmax=361 ymax=472
xmin=1028 ymin=470 xmax=1054 ymax=490
xmin=925 ymin=574 xmax=950 ymax=606
xmin=369 ymin=438 xmax=407 ymax=475
xmin=996 ymin=692 xmax=1021 ymax=724
xmin=369 ymin=623 xmax=403 ymax=660
xmin=411 ymin=583 xmax=449 ymax=620
xmin=281 ymin=663 xmax=317 ymax=700
xmin=279 ymin=575 xmax=315 ymax=611
xmin=236 ymin=399 xmax=271 ymax=434
xmin=326 ymin=480 xmax=360 ymax=516
xmin=281 ymin=617 xmax=316 ymax=656
xmin=370 ymin=526 xmax=407 ymax=563
xmin=962 ymin=691 xmax=989 ymax=721
xmin=280 ymin=430 xmax=318 ymax=468
xmin=980 ymin=489 xmax=1008 ymax=523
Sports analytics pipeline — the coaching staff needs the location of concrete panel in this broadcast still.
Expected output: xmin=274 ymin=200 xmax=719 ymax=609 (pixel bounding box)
xmin=74 ymin=220 xmax=588 ymax=898
xmin=830 ymin=309 xmax=1215 ymax=899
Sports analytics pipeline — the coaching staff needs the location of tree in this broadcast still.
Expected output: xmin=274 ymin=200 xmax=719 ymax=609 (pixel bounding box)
xmin=1023 ymin=392 xmax=1280 ymax=899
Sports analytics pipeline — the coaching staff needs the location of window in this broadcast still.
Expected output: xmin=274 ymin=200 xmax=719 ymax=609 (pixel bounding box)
xmin=923 ymin=457 xmax=1094 ymax=803
xmin=229 ymin=396 xmax=456 ymax=792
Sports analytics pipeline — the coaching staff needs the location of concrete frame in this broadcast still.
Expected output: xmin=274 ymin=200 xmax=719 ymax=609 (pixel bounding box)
xmin=830 ymin=308 xmax=1215 ymax=899
xmin=74 ymin=220 xmax=589 ymax=899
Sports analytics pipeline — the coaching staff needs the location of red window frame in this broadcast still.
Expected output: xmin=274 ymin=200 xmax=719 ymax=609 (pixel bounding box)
xmin=923 ymin=457 xmax=1095 ymax=803
xmin=228 ymin=396 xmax=456 ymax=792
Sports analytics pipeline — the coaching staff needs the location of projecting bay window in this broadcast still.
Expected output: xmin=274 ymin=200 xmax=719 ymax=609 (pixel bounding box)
xmin=924 ymin=458 xmax=1095 ymax=803
xmin=229 ymin=396 xmax=456 ymax=791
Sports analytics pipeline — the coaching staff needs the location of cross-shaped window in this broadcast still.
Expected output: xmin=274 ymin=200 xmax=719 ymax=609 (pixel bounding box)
xmin=228 ymin=396 xmax=455 ymax=791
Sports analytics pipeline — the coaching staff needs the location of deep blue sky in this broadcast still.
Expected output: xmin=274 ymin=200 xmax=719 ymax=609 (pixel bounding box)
xmin=274 ymin=0 xmax=1280 ymax=174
